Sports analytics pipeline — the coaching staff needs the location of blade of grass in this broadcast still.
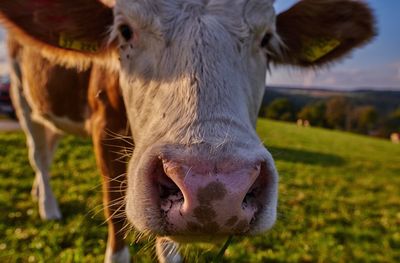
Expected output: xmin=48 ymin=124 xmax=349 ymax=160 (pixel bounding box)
xmin=213 ymin=235 xmax=234 ymax=263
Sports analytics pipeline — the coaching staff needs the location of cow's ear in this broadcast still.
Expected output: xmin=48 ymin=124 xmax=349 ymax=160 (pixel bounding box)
xmin=0 ymin=0 xmax=115 ymax=68
xmin=267 ymin=0 xmax=376 ymax=67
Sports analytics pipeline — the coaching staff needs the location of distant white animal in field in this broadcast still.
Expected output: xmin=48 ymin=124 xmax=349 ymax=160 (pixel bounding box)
xmin=391 ymin=133 xmax=400 ymax=144
xmin=297 ymin=119 xmax=311 ymax=127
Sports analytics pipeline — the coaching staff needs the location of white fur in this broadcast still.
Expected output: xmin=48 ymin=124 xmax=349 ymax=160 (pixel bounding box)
xmin=9 ymin=59 xmax=62 ymax=220
xmin=104 ymin=245 xmax=130 ymax=263
xmin=29 ymin=112 xmax=88 ymax=136
xmin=114 ymin=0 xmax=278 ymax=236
xmin=156 ymin=238 xmax=183 ymax=263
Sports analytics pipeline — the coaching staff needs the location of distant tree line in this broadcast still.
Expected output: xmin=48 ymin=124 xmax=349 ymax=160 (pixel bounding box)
xmin=259 ymin=96 xmax=400 ymax=138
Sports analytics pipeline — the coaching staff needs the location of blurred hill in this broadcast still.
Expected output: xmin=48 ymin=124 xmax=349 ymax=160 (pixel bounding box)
xmin=264 ymin=86 xmax=400 ymax=115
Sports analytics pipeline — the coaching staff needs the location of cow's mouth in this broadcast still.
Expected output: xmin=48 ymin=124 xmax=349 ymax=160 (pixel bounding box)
xmin=168 ymin=234 xmax=227 ymax=244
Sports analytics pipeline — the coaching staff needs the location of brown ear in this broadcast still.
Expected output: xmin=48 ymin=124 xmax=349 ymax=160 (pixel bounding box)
xmin=268 ymin=0 xmax=377 ymax=67
xmin=0 ymin=0 xmax=114 ymax=67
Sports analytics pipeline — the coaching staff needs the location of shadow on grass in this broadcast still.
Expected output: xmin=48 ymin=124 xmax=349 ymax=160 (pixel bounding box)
xmin=60 ymin=199 xmax=90 ymax=220
xmin=266 ymin=146 xmax=346 ymax=167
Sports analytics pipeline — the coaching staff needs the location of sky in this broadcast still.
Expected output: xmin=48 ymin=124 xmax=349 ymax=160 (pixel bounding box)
xmin=270 ymin=0 xmax=400 ymax=90
xmin=0 ymin=0 xmax=399 ymax=90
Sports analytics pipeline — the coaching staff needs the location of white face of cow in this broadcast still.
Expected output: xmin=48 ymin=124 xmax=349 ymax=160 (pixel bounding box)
xmin=112 ymin=0 xmax=278 ymax=240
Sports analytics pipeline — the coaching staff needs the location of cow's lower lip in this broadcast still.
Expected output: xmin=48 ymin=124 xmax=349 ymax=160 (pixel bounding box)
xmin=167 ymin=235 xmax=227 ymax=244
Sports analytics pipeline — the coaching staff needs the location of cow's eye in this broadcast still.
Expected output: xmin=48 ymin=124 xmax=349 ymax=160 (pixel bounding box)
xmin=261 ymin=32 xmax=273 ymax=47
xmin=119 ymin=24 xmax=133 ymax=41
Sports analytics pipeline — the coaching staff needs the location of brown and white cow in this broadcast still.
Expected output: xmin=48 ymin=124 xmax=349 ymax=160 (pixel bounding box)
xmin=0 ymin=0 xmax=375 ymax=262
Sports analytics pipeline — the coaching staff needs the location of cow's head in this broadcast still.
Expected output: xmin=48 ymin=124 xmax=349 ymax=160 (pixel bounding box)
xmin=0 ymin=0 xmax=375 ymax=241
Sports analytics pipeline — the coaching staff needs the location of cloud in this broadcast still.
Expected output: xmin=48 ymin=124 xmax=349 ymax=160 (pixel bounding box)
xmin=268 ymin=63 xmax=400 ymax=90
xmin=393 ymin=62 xmax=400 ymax=81
xmin=302 ymin=71 xmax=315 ymax=87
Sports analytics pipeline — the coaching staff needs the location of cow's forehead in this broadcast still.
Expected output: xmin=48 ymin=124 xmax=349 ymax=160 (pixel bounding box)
xmin=114 ymin=0 xmax=276 ymax=32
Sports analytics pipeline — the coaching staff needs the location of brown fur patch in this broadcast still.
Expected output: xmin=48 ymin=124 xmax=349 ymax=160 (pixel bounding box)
xmin=193 ymin=205 xmax=216 ymax=224
xmin=197 ymin=182 xmax=227 ymax=205
xmin=234 ymin=219 xmax=249 ymax=233
xmin=269 ymin=0 xmax=376 ymax=67
xmin=225 ymin=216 xmax=239 ymax=227
xmin=187 ymin=221 xmax=202 ymax=233
xmin=203 ymin=221 xmax=220 ymax=233
xmin=0 ymin=0 xmax=112 ymax=48
xmin=88 ymin=64 xmax=129 ymax=253
xmin=186 ymin=220 xmax=220 ymax=233
xmin=7 ymin=36 xmax=21 ymax=59
xmin=11 ymin=37 xmax=91 ymax=123
xmin=87 ymin=65 xmax=126 ymax=134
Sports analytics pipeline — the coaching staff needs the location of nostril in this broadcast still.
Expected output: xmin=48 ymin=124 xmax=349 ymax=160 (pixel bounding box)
xmin=158 ymin=172 xmax=179 ymax=199
xmin=242 ymin=186 xmax=259 ymax=214
xmin=242 ymin=162 xmax=267 ymax=211
xmin=155 ymin=160 xmax=184 ymax=212
xmin=243 ymin=188 xmax=257 ymax=207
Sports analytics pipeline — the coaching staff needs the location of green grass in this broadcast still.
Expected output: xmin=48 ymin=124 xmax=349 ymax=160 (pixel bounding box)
xmin=0 ymin=119 xmax=399 ymax=262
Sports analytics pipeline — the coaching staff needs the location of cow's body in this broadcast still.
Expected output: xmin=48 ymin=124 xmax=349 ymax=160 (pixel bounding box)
xmin=8 ymin=36 xmax=132 ymax=261
xmin=9 ymin=38 xmax=91 ymax=135
xmin=0 ymin=0 xmax=376 ymax=262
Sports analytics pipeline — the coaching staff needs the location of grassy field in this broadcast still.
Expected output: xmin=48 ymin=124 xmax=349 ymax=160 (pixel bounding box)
xmin=0 ymin=119 xmax=399 ymax=262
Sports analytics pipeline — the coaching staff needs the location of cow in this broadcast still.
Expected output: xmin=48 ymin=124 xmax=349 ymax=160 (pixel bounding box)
xmin=391 ymin=133 xmax=400 ymax=144
xmin=0 ymin=0 xmax=376 ymax=262
xmin=297 ymin=119 xmax=310 ymax=128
